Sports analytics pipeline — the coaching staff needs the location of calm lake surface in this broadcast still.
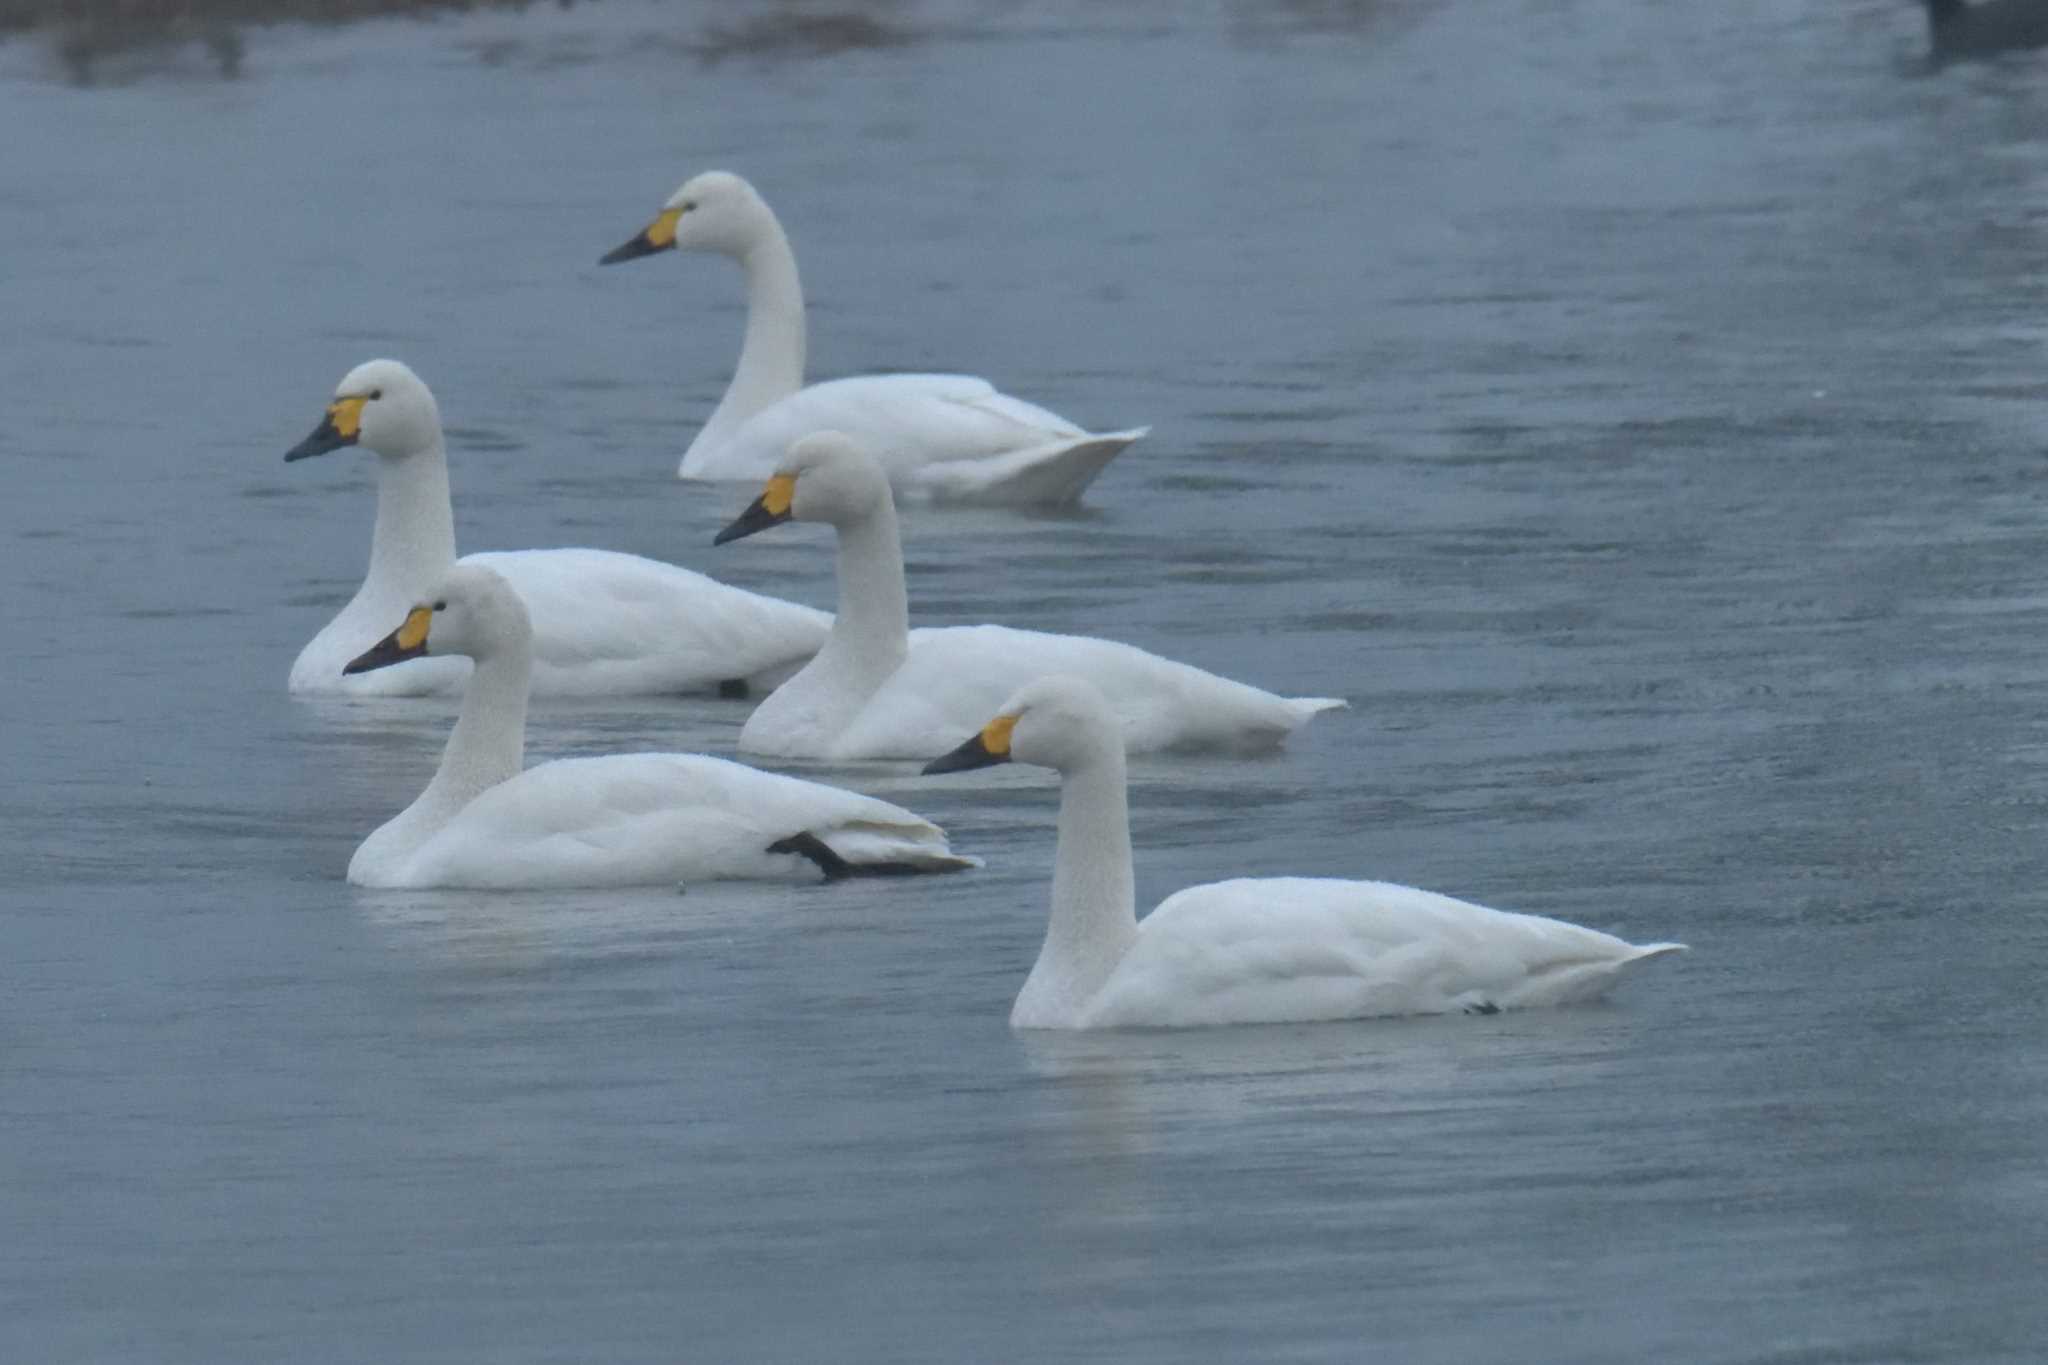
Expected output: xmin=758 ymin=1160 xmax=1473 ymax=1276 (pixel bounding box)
xmin=6 ymin=1 xmax=2048 ymax=1359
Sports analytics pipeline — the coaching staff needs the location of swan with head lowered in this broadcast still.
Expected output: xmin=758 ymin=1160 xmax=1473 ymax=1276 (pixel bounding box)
xmin=598 ymin=170 xmax=1146 ymax=506
xmin=338 ymin=563 xmax=976 ymax=889
xmin=924 ymin=676 xmax=1684 ymax=1029
xmin=284 ymin=359 xmax=829 ymax=697
xmin=713 ymin=432 xmax=1344 ymax=760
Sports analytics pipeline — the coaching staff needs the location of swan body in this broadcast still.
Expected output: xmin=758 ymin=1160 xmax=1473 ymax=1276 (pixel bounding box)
xmin=341 ymin=563 xmax=975 ymax=890
xmin=714 ymin=433 xmax=1344 ymax=760
xmin=599 ymin=170 xmax=1146 ymax=505
xmin=284 ymin=359 xmax=828 ymax=698
xmin=924 ymin=676 xmax=1683 ymax=1030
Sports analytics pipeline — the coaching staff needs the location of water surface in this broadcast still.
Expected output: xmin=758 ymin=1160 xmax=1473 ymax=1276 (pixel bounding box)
xmin=5 ymin=2 xmax=2048 ymax=1360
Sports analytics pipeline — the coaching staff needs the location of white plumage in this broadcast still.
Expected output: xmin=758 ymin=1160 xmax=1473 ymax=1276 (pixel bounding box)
xmin=283 ymin=358 xmax=828 ymax=698
xmin=341 ymin=563 xmax=974 ymax=890
xmin=715 ymin=433 xmax=1344 ymax=760
xmin=923 ymin=676 xmax=1683 ymax=1030
xmin=599 ymin=170 xmax=1145 ymax=505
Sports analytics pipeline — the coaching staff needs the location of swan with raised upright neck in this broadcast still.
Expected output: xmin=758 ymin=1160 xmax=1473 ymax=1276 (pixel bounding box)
xmin=599 ymin=170 xmax=1146 ymax=506
xmin=283 ymin=358 xmax=828 ymax=697
xmin=712 ymin=432 xmax=1345 ymax=760
xmin=339 ymin=563 xmax=976 ymax=889
xmin=924 ymin=676 xmax=1684 ymax=1029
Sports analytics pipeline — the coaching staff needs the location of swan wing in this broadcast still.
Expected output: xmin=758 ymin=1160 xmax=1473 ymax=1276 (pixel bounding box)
xmin=467 ymin=548 xmax=829 ymax=696
xmin=1085 ymin=878 xmax=1681 ymax=1027
xmin=686 ymin=374 xmax=1131 ymax=489
xmin=829 ymin=624 xmax=1341 ymax=758
xmin=383 ymin=753 xmax=971 ymax=890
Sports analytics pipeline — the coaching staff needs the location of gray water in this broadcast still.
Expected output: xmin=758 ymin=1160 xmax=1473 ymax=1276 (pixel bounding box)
xmin=6 ymin=0 xmax=2048 ymax=1359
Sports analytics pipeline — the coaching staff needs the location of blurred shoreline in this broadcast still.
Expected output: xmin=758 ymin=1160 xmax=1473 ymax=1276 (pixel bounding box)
xmin=0 ymin=1 xmax=917 ymax=84
xmin=0 ymin=0 xmax=581 ymax=81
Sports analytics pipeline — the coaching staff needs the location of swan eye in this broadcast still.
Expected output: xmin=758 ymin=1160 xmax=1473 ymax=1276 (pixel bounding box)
xmin=432 ymin=600 xmax=447 ymax=611
xmin=369 ymin=388 xmax=383 ymax=400
xmin=680 ymin=200 xmax=696 ymax=213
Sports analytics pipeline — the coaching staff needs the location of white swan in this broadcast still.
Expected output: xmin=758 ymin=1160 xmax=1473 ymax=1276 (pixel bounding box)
xmin=598 ymin=170 xmax=1147 ymax=506
xmin=284 ymin=359 xmax=829 ymax=698
xmin=338 ymin=563 xmax=976 ymax=889
xmin=712 ymin=432 xmax=1344 ymax=760
xmin=924 ymin=676 xmax=1684 ymax=1029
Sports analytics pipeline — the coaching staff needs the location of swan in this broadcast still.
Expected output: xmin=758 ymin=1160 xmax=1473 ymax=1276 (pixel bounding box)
xmin=598 ymin=170 xmax=1147 ymax=506
xmin=283 ymin=358 xmax=829 ymax=698
xmin=712 ymin=432 xmax=1344 ymax=760
xmin=338 ymin=562 xmax=976 ymax=889
xmin=923 ymin=676 xmax=1684 ymax=1029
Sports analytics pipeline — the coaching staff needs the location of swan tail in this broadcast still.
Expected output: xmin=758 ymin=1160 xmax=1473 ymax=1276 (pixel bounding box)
xmin=1278 ymin=696 xmax=1347 ymax=733
xmin=916 ymin=427 xmax=1148 ymax=506
xmin=767 ymin=826 xmax=981 ymax=880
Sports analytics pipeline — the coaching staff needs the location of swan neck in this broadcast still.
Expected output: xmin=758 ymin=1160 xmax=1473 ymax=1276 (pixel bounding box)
xmin=712 ymin=217 xmax=806 ymax=431
xmin=365 ymin=443 xmax=458 ymax=599
xmin=1026 ymin=748 xmax=1140 ymax=1022
xmin=818 ymin=498 xmax=910 ymax=683
xmin=424 ymin=640 xmax=529 ymax=808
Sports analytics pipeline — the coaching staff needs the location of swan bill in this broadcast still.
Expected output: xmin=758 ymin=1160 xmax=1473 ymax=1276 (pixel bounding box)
xmin=284 ymin=396 xmax=367 ymax=462
xmin=599 ymin=207 xmax=682 ymax=265
xmin=713 ymin=476 xmax=797 ymax=545
xmin=922 ymin=715 xmax=1017 ymax=774
xmin=343 ymin=606 xmax=433 ymax=675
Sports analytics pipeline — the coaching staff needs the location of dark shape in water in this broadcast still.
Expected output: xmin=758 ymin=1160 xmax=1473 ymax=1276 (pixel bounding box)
xmin=1925 ymin=0 xmax=2048 ymax=64
xmin=0 ymin=0 xmax=583 ymax=86
xmin=688 ymin=11 xmax=911 ymax=67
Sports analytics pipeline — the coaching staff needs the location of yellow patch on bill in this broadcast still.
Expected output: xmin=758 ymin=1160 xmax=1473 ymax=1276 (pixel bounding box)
xmin=761 ymin=474 xmax=796 ymax=517
xmin=645 ymin=206 xmax=684 ymax=249
xmin=981 ymin=713 xmax=1018 ymax=757
xmin=327 ymin=395 xmax=368 ymax=439
xmin=396 ymin=605 xmax=433 ymax=651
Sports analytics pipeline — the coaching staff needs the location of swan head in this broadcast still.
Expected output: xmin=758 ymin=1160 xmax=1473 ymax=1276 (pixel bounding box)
xmin=283 ymin=358 xmax=440 ymax=463
xmin=923 ymin=675 xmax=1120 ymax=776
xmin=599 ymin=170 xmax=773 ymax=265
xmin=713 ymin=430 xmax=891 ymax=544
xmin=342 ymin=563 xmax=530 ymax=675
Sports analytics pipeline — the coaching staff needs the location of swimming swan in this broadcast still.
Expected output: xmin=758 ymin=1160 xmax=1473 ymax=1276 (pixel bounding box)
xmin=598 ymin=170 xmax=1146 ymax=505
xmin=713 ymin=432 xmax=1344 ymax=759
xmin=339 ymin=563 xmax=976 ymax=889
xmin=924 ymin=676 xmax=1684 ymax=1029
xmin=284 ymin=359 xmax=829 ymax=698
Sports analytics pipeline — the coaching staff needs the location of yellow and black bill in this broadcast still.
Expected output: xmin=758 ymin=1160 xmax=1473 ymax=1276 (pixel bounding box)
xmin=598 ymin=206 xmax=683 ymax=266
xmin=343 ymin=605 xmax=433 ymax=675
xmin=284 ymin=395 xmax=368 ymax=462
xmin=922 ymin=714 xmax=1018 ymax=775
xmin=713 ymin=474 xmax=796 ymax=546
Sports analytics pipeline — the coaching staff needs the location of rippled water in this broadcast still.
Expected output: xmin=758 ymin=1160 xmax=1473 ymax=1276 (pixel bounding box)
xmin=7 ymin=2 xmax=2048 ymax=1360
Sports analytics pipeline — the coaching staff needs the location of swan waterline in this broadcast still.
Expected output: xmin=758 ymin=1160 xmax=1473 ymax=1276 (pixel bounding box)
xmin=711 ymin=432 xmax=1345 ymax=761
xmin=923 ymin=676 xmax=1685 ymax=1030
xmin=336 ymin=563 xmax=977 ymax=890
xmin=598 ymin=170 xmax=1146 ymax=506
xmin=282 ymin=358 xmax=829 ymax=698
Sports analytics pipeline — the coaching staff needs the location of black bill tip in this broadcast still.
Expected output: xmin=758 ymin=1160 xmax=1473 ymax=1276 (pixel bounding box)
xmin=599 ymin=232 xmax=671 ymax=266
xmin=713 ymin=495 xmax=791 ymax=546
xmin=922 ymin=733 xmax=1009 ymax=776
xmin=284 ymin=415 xmax=354 ymax=463
xmin=343 ymin=627 xmax=427 ymax=676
